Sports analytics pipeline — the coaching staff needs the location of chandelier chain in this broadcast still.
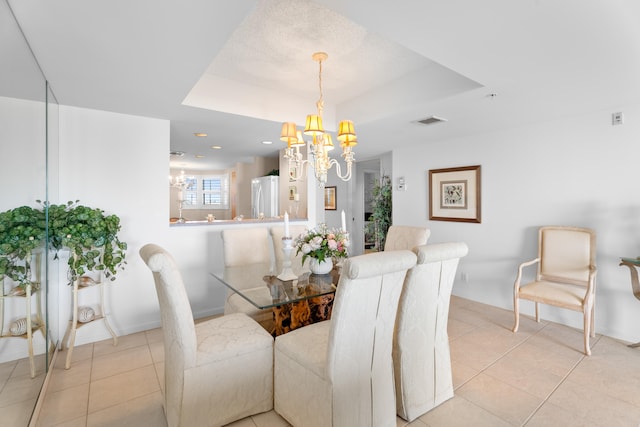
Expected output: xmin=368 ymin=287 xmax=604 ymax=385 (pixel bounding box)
xmin=316 ymin=57 xmax=324 ymax=118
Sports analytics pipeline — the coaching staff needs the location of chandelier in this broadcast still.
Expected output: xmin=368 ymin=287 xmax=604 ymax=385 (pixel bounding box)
xmin=281 ymin=52 xmax=358 ymax=186
xmin=169 ymin=170 xmax=192 ymax=223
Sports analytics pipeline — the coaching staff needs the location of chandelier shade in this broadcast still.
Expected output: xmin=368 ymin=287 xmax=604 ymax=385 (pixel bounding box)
xmin=304 ymin=114 xmax=324 ymax=136
xmin=337 ymin=120 xmax=356 ymax=142
xmin=281 ymin=52 xmax=358 ymax=186
xmin=280 ymin=122 xmax=298 ymax=147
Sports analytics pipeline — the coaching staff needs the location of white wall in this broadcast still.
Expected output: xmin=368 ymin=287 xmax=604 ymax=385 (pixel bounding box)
xmin=392 ymin=103 xmax=640 ymax=344
xmin=57 ymin=105 xmax=313 ymax=346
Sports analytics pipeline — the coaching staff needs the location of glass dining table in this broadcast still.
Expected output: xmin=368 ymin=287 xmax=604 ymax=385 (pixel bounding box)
xmin=210 ymin=263 xmax=341 ymax=336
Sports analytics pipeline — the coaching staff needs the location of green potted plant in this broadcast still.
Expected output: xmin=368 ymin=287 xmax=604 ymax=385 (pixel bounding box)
xmin=0 ymin=206 xmax=46 ymax=289
xmin=0 ymin=201 xmax=127 ymax=290
xmin=48 ymin=201 xmax=127 ymax=284
xmin=367 ymin=175 xmax=392 ymax=251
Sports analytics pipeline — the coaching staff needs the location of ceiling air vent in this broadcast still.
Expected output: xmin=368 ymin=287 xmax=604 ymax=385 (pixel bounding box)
xmin=416 ymin=116 xmax=447 ymax=125
xmin=170 ymin=151 xmax=185 ymax=157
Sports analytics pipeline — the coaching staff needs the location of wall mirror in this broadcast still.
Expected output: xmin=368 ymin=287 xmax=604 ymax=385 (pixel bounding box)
xmin=0 ymin=1 xmax=59 ymax=424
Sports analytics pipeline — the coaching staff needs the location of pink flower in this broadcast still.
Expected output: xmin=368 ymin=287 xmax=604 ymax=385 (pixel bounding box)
xmin=328 ymin=239 xmax=338 ymax=250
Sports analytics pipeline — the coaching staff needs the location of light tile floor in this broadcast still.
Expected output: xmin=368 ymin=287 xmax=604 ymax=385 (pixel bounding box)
xmin=32 ymin=296 xmax=640 ymax=427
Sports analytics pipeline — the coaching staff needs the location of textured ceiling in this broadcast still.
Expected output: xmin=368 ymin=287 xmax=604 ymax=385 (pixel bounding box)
xmin=6 ymin=0 xmax=640 ymax=171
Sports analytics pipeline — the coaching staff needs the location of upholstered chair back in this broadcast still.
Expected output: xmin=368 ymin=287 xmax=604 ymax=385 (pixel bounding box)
xmin=221 ymin=227 xmax=271 ymax=267
xmin=139 ymin=244 xmax=197 ymax=427
xmin=140 ymin=243 xmax=275 ymax=427
xmin=273 ymin=250 xmax=417 ymax=427
xmin=327 ymin=249 xmax=417 ymax=426
xmin=394 ymin=242 xmax=469 ymax=421
xmin=384 ymin=225 xmax=430 ymax=251
xmin=539 ymin=226 xmax=595 ymax=285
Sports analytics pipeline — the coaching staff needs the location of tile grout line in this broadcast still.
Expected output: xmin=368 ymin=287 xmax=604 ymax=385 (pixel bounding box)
xmin=519 ymin=323 xmax=592 ymax=426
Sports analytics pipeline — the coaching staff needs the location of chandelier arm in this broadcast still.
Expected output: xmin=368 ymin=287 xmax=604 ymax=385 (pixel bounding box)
xmin=327 ymin=158 xmax=353 ymax=182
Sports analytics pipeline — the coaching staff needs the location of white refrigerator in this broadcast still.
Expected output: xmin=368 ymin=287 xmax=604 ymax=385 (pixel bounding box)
xmin=251 ymin=175 xmax=279 ymax=219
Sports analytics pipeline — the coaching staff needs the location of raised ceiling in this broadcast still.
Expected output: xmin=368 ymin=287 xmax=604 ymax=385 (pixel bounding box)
xmin=8 ymin=0 xmax=640 ymax=170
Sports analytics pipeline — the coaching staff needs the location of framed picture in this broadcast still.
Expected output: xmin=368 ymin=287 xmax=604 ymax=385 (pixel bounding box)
xmin=288 ymin=185 xmax=297 ymax=201
xmin=428 ymin=165 xmax=481 ymax=223
xmin=289 ymin=166 xmax=297 ymax=182
xmin=324 ymin=186 xmax=337 ymax=210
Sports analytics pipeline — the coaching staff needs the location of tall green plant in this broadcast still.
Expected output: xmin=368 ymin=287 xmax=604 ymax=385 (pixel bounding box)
xmin=368 ymin=175 xmax=392 ymax=251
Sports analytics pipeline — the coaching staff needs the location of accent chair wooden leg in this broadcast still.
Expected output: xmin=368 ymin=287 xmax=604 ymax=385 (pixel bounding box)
xmin=535 ymin=302 xmax=540 ymax=322
xmin=512 ymin=296 xmax=520 ymax=333
xmin=583 ymin=308 xmax=592 ymax=356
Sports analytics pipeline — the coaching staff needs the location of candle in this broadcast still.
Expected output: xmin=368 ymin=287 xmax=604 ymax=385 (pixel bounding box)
xmin=341 ymin=210 xmax=346 ymax=232
xmin=284 ymin=211 xmax=290 ymax=237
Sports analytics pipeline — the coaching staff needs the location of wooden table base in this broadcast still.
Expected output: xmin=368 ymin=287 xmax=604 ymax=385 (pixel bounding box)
xmin=272 ymin=293 xmax=334 ymax=336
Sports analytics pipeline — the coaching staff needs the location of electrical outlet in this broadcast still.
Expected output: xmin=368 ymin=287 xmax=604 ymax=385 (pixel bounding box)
xmin=461 ymin=272 xmax=469 ymax=282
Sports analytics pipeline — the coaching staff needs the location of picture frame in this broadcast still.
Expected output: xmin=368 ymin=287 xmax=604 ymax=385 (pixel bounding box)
xmin=428 ymin=165 xmax=481 ymax=223
xmin=324 ymin=186 xmax=337 ymax=210
xmin=288 ymin=185 xmax=297 ymax=201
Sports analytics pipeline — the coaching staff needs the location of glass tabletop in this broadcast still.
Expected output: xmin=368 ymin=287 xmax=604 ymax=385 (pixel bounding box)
xmin=211 ymin=262 xmax=340 ymax=309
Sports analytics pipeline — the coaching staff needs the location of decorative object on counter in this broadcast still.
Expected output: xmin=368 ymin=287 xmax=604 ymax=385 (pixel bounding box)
xmin=207 ymin=214 xmax=215 ymax=222
xmin=294 ymin=223 xmax=349 ymax=272
xmin=77 ymin=306 xmax=95 ymax=323
xmin=169 ymin=170 xmax=194 ymax=223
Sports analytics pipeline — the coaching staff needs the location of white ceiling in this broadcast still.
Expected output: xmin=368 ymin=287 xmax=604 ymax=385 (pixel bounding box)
xmin=7 ymin=0 xmax=640 ymax=171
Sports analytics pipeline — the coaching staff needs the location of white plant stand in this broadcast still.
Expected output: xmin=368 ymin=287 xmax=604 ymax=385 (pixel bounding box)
xmin=61 ymin=274 xmax=117 ymax=369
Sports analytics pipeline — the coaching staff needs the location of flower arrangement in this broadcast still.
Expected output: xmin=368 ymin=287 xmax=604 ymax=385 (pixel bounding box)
xmin=294 ymin=223 xmax=349 ymax=265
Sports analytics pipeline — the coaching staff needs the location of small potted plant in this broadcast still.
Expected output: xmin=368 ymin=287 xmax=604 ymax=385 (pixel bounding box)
xmin=294 ymin=224 xmax=349 ymax=274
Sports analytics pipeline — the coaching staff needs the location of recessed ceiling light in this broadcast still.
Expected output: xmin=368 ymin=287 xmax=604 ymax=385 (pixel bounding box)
xmin=262 ymin=140 xmax=273 ymax=145
xmin=194 ymin=132 xmax=208 ymax=137
xmin=195 ymin=154 xmax=205 ymax=159
xmin=211 ymin=145 xmax=222 ymax=150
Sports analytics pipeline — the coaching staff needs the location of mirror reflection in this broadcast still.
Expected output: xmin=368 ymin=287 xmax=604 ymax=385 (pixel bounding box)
xmin=169 ymin=153 xmax=308 ymax=224
xmin=0 ymin=0 xmax=58 ymax=424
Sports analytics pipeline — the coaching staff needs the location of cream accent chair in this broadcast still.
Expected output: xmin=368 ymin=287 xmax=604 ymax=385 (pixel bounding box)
xmin=270 ymin=224 xmax=308 ymax=270
xmin=384 ymin=225 xmax=430 ymax=251
xmin=221 ymin=227 xmax=274 ymax=330
xmin=139 ymin=244 xmax=274 ymax=427
xmin=274 ymin=250 xmax=417 ymax=427
xmin=394 ymin=242 xmax=469 ymax=422
xmin=512 ymin=226 xmax=597 ymax=355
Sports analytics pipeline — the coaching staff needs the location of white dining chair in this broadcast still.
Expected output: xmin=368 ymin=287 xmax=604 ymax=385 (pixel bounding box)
xmin=394 ymin=242 xmax=468 ymax=421
xmin=221 ymin=227 xmax=274 ymax=330
xmin=273 ymin=249 xmax=417 ymax=427
xmin=139 ymin=243 xmax=274 ymax=427
xmin=384 ymin=225 xmax=430 ymax=251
